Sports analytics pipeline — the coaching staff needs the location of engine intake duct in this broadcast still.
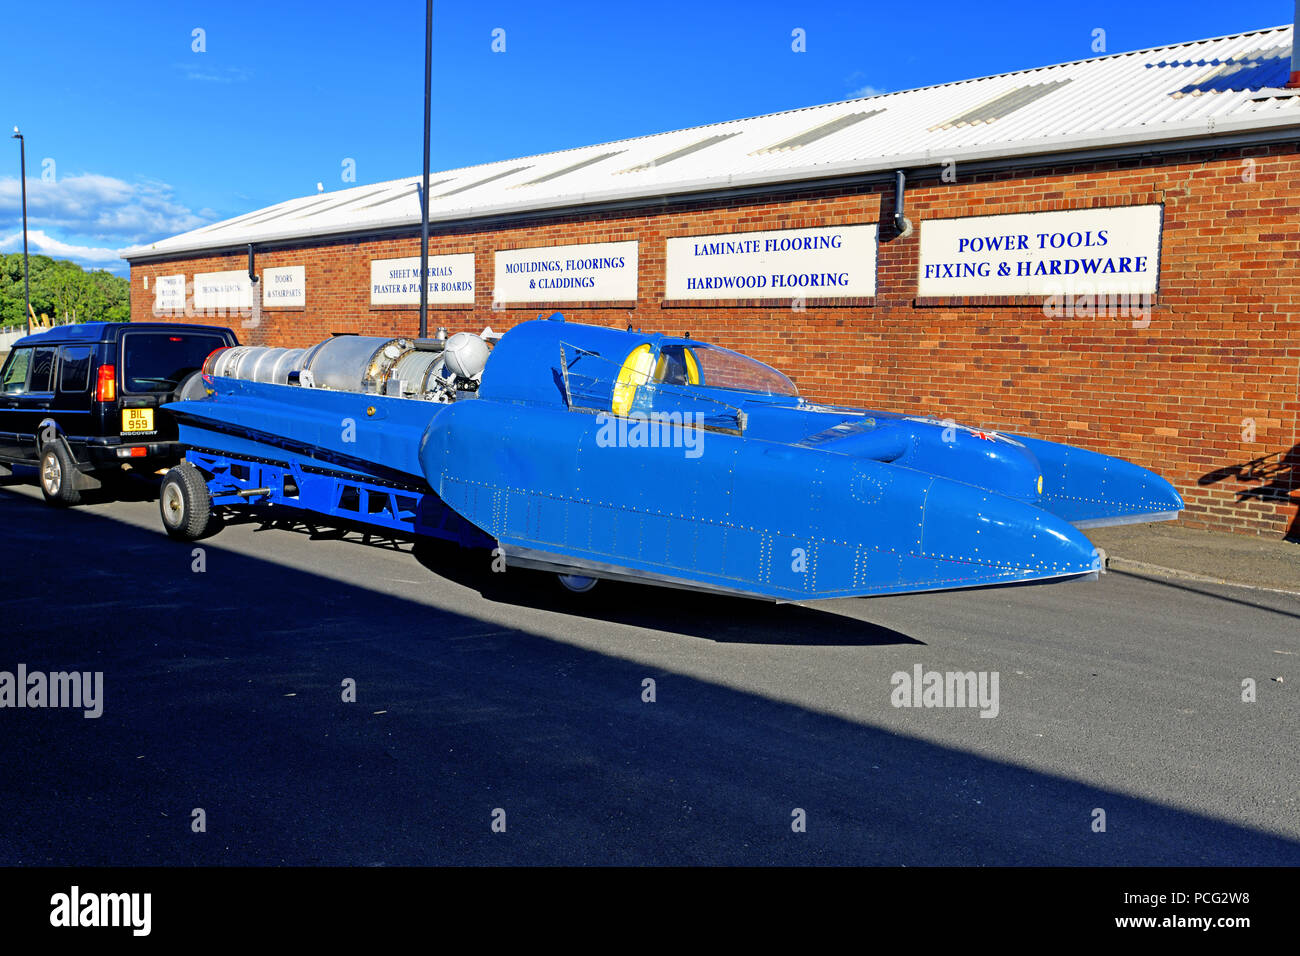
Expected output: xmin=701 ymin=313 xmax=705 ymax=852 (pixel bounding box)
xmin=205 ymin=345 xmax=308 ymax=385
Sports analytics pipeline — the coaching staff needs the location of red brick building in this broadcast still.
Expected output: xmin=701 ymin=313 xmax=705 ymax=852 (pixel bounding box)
xmin=124 ymin=25 xmax=1300 ymax=538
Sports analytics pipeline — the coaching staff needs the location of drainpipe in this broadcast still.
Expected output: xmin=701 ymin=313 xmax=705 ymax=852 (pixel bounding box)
xmin=246 ymin=243 xmax=260 ymax=332
xmin=893 ymin=169 xmax=913 ymax=237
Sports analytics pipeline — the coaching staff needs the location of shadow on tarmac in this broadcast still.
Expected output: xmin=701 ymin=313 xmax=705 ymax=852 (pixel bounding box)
xmin=2 ymin=485 xmax=1297 ymax=866
xmin=215 ymin=510 xmax=922 ymax=648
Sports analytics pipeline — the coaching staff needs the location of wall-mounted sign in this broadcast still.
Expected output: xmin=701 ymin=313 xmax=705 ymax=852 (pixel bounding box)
xmin=370 ymin=254 xmax=475 ymax=305
xmin=262 ymin=266 xmax=306 ymax=308
xmin=494 ymin=241 xmax=638 ymax=303
xmin=917 ymin=205 xmax=1163 ymax=297
xmin=193 ymin=270 xmax=253 ymax=312
xmin=665 ymin=225 xmax=878 ymax=299
xmin=153 ymin=274 xmax=186 ymax=313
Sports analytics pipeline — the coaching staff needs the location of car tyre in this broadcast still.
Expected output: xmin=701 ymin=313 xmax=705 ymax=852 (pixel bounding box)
xmin=39 ymin=443 xmax=82 ymax=507
xmin=159 ymin=462 xmax=213 ymax=540
xmin=557 ymin=573 xmax=598 ymax=594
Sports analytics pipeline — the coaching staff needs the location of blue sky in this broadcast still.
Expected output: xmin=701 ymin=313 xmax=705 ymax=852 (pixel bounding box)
xmin=1 ymin=0 xmax=1292 ymax=275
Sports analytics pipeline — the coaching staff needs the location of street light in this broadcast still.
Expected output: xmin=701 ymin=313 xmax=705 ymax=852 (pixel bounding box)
xmin=11 ymin=126 xmax=30 ymax=336
xmin=418 ymin=0 xmax=432 ymax=339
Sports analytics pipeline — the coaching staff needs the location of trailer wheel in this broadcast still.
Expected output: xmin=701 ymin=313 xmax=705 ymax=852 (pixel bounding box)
xmin=557 ymin=573 xmax=598 ymax=594
xmin=39 ymin=443 xmax=82 ymax=507
xmin=159 ymin=462 xmax=213 ymax=541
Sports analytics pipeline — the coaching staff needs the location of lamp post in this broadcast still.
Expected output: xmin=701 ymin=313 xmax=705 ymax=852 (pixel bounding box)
xmin=11 ymin=126 xmax=30 ymax=336
xmin=418 ymin=0 xmax=432 ymax=338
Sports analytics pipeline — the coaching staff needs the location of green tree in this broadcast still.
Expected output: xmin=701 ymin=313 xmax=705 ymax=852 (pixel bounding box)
xmin=0 ymin=254 xmax=130 ymax=329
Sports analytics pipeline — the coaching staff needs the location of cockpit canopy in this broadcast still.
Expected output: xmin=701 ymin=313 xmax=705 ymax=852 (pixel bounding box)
xmin=478 ymin=316 xmax=798 ymax=425
xmin=653 ymin=342 xmax=797 ymax=397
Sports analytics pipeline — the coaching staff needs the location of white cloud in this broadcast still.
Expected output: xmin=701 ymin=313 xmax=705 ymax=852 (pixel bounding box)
xmin=176 ymin=64 xmax=253 ymax=83
xmin=0 ymin=230 xmax=123 ymax=265
xmin=843 ymin=70 xmax=887 ymax=100
xmin=0 ymin=172 xmax=212 ymax=245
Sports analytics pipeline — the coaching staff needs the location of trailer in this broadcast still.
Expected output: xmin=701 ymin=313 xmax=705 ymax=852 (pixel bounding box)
xmin=158 ymin=331 xmax=502 ymax=552
xmin=159 ymin=447 xmax=486 ymax=545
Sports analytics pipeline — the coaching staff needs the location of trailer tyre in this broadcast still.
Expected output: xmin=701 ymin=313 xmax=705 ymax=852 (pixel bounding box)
xmin=159 ymin=463 xmax=213 ymax=541
xmin=39 ymin=443 xmax=82 ymax=507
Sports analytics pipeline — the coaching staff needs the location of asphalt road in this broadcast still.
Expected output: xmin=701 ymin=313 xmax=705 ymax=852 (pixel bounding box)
xmin=1 ymin=476 xmax=1296 ymax=865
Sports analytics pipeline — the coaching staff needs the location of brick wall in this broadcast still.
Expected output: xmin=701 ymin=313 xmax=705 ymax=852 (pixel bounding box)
xmin=128 ymin=144 xmax=1300 ymax=538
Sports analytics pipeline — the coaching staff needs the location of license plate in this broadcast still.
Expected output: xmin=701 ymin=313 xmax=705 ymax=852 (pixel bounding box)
xmin=121 ymin=408 xmax=154 ymax=433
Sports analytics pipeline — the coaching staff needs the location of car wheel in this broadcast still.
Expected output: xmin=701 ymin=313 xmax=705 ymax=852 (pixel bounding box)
xmin=557 ymin=573 xmax=598 ymax=593
xmin=39 ymin=443 xmax=82 ymax=507
xmin=159 ymin=462 xmax=213 ymax=540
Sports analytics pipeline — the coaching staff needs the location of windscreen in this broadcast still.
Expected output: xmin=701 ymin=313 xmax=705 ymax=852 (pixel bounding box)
xmin=1 ymin=349 xmax=31 ymax=393
xmin=123 ymin=331 xmax=227 ymax=393
xmin=659 ymin=343 xmax=798 ymax=397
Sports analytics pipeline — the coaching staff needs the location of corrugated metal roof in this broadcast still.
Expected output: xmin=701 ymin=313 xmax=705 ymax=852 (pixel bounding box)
xmin=123 ymin=23 xmax=1300 ymax=260
xmin=516 ymin=151 xmax=626 ymax=186
xmin=752 ymin=109 xmax=886 ymax=153
xmin=930 ymin=79 xmax=1074 ymax=130
xmin=1166 ymin=42 xmax=1294 ymax=94
xmin=618 ymin=132 xmax=742 ymax=173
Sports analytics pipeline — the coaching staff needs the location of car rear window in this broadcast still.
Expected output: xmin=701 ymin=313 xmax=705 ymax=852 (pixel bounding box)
xmin=122 ymin=331 xmax=227 ymax=393
xmin=60 ymin=346 xmax=93 ymax=392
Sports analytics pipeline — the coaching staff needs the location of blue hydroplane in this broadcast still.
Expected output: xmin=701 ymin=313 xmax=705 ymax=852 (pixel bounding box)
xmin=160 ymin=314 xmax=1182 ymax=600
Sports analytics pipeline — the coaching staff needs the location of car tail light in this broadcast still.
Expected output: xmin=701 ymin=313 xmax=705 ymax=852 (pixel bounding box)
xmin=202 ymin=346 xmax=230 ymax=376
xmin=96 ymin=364 xmax=117 ymax=402
xmin=116 ymin=446 xmax=147 ymax=458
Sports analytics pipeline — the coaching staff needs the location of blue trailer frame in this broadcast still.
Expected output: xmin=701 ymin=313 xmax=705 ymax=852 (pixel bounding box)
xmin=179 ymin=447 xmax=491 ymax=547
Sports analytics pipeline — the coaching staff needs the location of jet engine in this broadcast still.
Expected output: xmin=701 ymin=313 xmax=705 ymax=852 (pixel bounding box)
xmin=203 ymin=332 xmax=490 ymax=402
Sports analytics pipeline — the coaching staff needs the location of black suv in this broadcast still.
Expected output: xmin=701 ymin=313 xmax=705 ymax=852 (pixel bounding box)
xmin=0 ymin=322 xmax=238 ymax=505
